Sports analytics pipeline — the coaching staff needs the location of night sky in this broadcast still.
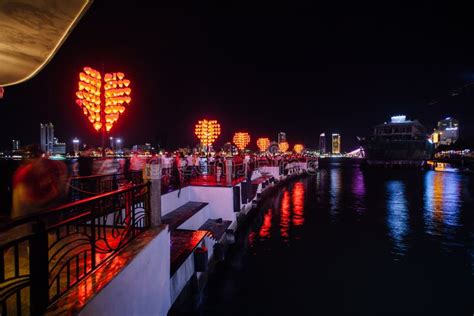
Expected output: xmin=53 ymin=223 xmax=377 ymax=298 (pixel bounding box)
xmin=2 ymin=1 xmax=474 ymax=152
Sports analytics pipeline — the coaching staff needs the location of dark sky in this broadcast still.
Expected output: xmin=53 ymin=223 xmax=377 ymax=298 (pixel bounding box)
xmin=2 ymin=1 xmax=474 ymax=152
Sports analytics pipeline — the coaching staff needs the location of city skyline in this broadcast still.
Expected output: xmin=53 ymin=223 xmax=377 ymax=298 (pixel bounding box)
xmin=2 ymin=2 xmax=474 ymax=151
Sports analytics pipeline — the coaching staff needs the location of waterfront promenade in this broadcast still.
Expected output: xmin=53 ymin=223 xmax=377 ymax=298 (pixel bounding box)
xmin=0 ymin=155 xmax=313 ymax=315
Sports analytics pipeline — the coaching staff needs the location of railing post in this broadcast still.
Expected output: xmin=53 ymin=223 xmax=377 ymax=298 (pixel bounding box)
xmin=30 ymin=221 xmax=50 ymax=315
xmin=225 ymin=158 xmax=233 ymax=185
xmin=146 ymin=158 xmax=162 ymax=227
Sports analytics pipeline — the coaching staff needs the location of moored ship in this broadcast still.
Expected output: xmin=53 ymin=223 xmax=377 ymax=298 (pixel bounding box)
xmin=361 ymin=115 xmax=434 ymax=167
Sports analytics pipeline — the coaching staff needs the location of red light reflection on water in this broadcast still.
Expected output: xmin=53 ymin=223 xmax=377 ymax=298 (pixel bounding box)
xmin=280 ymin=190 xmax=290 ymax=238
xmin=292 ymin=182 xmax=305 ymax=226
xmin=259 ymin=208 xmax=273 ymax=238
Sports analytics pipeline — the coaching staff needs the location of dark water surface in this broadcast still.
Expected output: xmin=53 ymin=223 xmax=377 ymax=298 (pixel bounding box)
xmin=199 ymin=163 xmax=474 ymax=316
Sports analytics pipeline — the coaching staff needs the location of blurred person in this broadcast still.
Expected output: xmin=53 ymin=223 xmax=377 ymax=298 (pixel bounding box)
xmin=11 ymin=158 xmax=70 ymax=218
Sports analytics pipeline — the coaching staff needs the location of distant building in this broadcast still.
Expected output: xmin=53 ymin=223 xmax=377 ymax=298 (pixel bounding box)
xmin=40 ymin=122 xmax=54 ymax=154
xmin=332 ymin=133 xmax=341 ymax=155
xmin=436 ymin=117 xmax=459 ymax=145
xmin=109 ymin=137 xmax=115 ymax=150
xmin=52 ymin=137 xmax=66 ymax=155
xmin=278 ymin=132 xmax=286 ymax=144
xmin=115 ymin=139 xmax=123 ymax=152
xmin=12 ymin=139 xmax=19 ymax=151
xmin=72 ymin=138 xmax=80 ymax=154
xmin=319 ymin=133 xmax=326 ymax=155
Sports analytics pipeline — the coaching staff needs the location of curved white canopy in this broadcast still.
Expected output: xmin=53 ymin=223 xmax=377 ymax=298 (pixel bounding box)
xmin=0 ymin=0 xmax=92 ymax=86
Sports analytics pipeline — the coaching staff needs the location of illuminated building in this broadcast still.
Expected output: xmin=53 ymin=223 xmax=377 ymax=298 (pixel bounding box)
xmin=12 ymin=139 xmax=19 ymax=151
xmin=52 ymin=137 xmax=66 ymax=155
xmin=109 ymin=137 xmax=115 ymax=150
xmin=72 ymin=138 xmax=80 ymax=154
xmin=256 ymin=138 xmax=271 ymax=152
xmin=116 ymin=138 xmax=123 ymax=153
xmin=332 ymin=133 xmax=341 ymax=155
xmin=233 ymin=132 xmax=251 ymax=151
xmin=361 ymin=115 xmax=433 ymax=164
xmin=40 ymin=122 xmax=54 ymax=154
xmin=294 ymin=144 xmax=304 ymax=154
xmin=436 ymin=117 xmax=459 ymax=145
xmin=319 ymin=133 xmax=326 ymax=155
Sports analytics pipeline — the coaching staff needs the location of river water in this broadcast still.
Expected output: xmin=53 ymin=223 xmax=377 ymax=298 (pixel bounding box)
xmin=198 ymin=162 xmax=474 ymax=316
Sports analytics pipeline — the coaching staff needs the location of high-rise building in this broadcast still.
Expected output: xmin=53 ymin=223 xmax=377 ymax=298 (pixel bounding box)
xmin=319 ymin=133 xmax=326 ymax=155
xmin=115 ymin=138 xmax=123 ymax=152
xmin=109 ymin=137 xmax=115 ymax=150
xmin=72 ymin=138 xmax=80 ymax=154
xmin=40 ymin=122 xmax=54 ymax=154
xmin=437 ymin=117 xmax=459 ymax=145
xmin=278 ymin=132 xmax=286 ymax=144
xmin=12 ymin=139 xmax=19 ymax=151
xmin=332 ymin=133 xmax=341 ymax=155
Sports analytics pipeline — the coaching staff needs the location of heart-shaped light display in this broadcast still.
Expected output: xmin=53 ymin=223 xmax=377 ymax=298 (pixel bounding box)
xmin=75 ymin=66 xmax=132 ymax=132
xmin=233 ymin=132 xmax=251 ymax=151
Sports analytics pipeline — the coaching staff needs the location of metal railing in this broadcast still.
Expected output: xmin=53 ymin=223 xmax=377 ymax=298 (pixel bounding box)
xmin=69 ymin=171 xmax=143 ymax=201
xmin=0 ymin=182 xmax=151 ymax=316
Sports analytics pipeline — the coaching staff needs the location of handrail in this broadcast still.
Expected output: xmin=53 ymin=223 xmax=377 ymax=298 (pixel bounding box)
xmin=0 ymin=182 xmax=149 ymax=232
xmin=0 ymin=181 xmax=152 ymax=315
xmin=71 ymin=170 xmax=142 ymax=180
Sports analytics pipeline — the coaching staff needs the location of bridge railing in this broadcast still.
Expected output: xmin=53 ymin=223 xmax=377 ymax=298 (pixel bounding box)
xmin=0 ymin=182 xmax=151 ymax=316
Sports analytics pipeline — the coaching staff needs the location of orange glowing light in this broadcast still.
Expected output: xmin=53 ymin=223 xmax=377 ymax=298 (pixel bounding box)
xmin=233 ymin=132 xmax=251 ymax=151
xmin=195 ymin=119 xmax=221 ymax=147
xmin=294 ymin=144 xmax=304 ymax=154
xmin=279 ymin=141 xmax=289 ymax=152
xmin=75 ymin=66 xmax=132 ymax=133
xmin=256 ymin=137 xmax=271 ymax=152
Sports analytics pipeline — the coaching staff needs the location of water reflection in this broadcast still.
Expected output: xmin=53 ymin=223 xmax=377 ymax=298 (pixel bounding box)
xmin=386 ymin=181 xmax=409 ymax=255
xmin=329 ymin=168 xmax=341 ymax=215
xmin=258 ymin=208 xmax=272 ymax=239
xmin=424 ymin=171 xmax=461 ymax=238
xmin=203 ymin=166 xmax=474 ymax=316
xmin=291 ymin=182 xmax=304 ymax=226
xmin=351 ymin=167 xmax=366 ymax=214
xmin=280 ymin=190 xmax=291 ymax=240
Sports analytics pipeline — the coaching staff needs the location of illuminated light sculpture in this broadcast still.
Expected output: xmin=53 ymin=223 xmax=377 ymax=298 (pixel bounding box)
xmin=294 ymin=144 xmax=304 ymax=154
xmin=75 ymin=66 xmax=132 ymax=133
xmin=195 ymin=119 xmax=221 ymax=148
xmin=279 ymin=141 xmax=289 ymax=153
xmin=256 ymin=137 xmax=271 ymax=152
xmin=233 ymin=132 xmax=251 ymax=151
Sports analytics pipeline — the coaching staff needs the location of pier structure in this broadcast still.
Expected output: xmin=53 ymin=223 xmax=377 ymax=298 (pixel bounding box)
xmin=0 ymin=155 xmax=316 ymax=315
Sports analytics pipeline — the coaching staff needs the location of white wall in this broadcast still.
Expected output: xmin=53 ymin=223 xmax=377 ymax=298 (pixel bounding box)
xmin=188 ymin=186 xmax=236 ymax=223
xmin=161 ymin=187 xmax=190 ymax=216
xmin=80 ymin=228 xmax=171 ymax=316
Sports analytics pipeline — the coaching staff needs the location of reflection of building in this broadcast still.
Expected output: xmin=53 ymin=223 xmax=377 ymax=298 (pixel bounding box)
xmin=12 ymin=139 xmax=19 ymax=151
xmin=319 ymin=133 xmax=326 ymax=155
xmin=278 ymin=132 xmax=286 ymax=144
xmin=40 ymin=122 xmax=54 ymax=154
xmin=436 ymin=117 xmax=459 ymax=145
xmin=331 ymin=133 xmax=341 ymax=155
